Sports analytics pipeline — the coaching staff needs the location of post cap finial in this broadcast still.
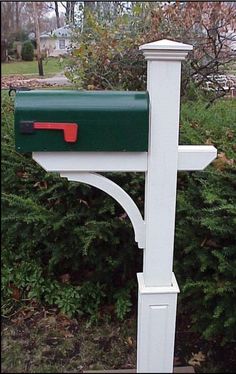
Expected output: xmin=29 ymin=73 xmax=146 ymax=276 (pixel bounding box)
xmin=139 ymin=39 xmax=193 ymax=61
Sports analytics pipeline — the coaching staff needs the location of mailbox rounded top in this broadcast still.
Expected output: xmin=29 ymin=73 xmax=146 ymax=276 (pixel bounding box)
xmin=15 ymin=90 xmax=149 ymax=112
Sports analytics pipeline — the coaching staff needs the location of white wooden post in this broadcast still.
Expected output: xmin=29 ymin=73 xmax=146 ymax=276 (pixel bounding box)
xmin=141 ymin=40 xmax=193 ymax=287
xmin=137 ymin=40 xmax=193 ymax=373
xmin=30 ymin=39 xmax=217 ymax=374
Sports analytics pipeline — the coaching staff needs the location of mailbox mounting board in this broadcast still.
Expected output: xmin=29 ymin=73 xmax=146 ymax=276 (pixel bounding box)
xmin=15 ymin=90 xmax=149 ymax=152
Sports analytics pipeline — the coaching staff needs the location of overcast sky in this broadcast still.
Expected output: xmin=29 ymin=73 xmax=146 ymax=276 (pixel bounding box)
xmin=57 ymin=2 xmax=66 ymax=13
xmin=47 ymin=2 xmax=66 ymax=17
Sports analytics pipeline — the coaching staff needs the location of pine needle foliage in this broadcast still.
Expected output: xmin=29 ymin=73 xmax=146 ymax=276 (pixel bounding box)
xmin=1 ymin=92 xmax=236 ymax=345
xmin=175 ymin=99 xmax=236 ymax=345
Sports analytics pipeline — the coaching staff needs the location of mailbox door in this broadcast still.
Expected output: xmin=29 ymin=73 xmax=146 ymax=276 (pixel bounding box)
xmin=15 ymin=90 xmax=149 ymax=152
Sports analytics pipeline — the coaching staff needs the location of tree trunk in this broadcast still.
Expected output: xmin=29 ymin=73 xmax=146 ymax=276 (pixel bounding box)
xmin=15 ymin=2 xmax=19 ymax=33
xmin=33 ymin=2 xmax=44 ymax=76
xmin=65 ymin=1 xmax=76 ymax=24
xmin=7 ymin=2 xmax=13 ymax=35
xmin=65 ymin=2 xmax=70 ymax=23
xmin=54 ymin=1 xmax=60 ymax=28
xmin=71 ymin=1 xmax=75 ymax=23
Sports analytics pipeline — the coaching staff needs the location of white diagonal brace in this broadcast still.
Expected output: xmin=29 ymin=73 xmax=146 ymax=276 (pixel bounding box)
xmin=60 ymin=171 xmax=145 ymax=249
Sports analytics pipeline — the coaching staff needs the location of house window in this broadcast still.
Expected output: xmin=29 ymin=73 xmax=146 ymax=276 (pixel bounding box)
xmin=59 ymin=39 xmax=65 ymax=49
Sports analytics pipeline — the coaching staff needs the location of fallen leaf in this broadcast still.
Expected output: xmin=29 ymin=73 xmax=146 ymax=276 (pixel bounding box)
xmin=127 ymin=336 xmax=133 ymax=347
xmin=188 ymin=351 xmax=206 ymax=366
xmin=79 ymin=199 xmax=89 ymax=207
xmin=213 ymin=152 xmax=234 ymax=170
xmin=104 ymin=58 xmax=111 ymax=65
xmin=16 ymin=171 xmax=29 ymax=179
xmin=62 ymin=330 xmax=74 ymax=338
xmin=226 ymin=130 xmax=234 ymax=139
xmin=205 ymin=138 xmax=214 ymax=145
xmin=190 ymin=122 xmax=199 ymax=128
xmin=9 ymin=284 xmax=21 ymax=301
xmin=39 ymin=315 xmax=57 ymax=327
xmin=59 ymin=273 xmax=71 ymax=284
xmin=33 ymin=181 xmax=48 ymax=189
xmin=119 ymin=213 xmax=127 ymax=221
xmin=57 ymin=313 xmax=74 ymax=327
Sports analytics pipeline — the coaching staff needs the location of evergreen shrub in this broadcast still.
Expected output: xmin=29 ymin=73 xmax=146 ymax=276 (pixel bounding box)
xmin=1 ymin=92 xmax=236 ymax=345
xmin=21 ymin=40 xmax=34 ymax=61
xmin=176 ymin=99 xmax=236 ymax=345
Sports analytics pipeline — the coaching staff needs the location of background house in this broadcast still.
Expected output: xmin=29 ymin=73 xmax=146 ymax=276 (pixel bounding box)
xmin=40 ymin=25 xmax=72 ymax=57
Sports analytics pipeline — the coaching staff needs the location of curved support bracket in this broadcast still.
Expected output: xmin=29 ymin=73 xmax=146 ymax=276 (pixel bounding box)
xmin=60 ymin=172 xmax=145 ymax=249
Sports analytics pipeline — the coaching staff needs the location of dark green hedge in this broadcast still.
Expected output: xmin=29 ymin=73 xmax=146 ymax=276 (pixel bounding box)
xmin=1 ymin=92 xmax=236 ymax=345
xmin=21 ymin=40 xmax=34 ymax=61
xmin=176 ymin=99 xmax=236 ymax=344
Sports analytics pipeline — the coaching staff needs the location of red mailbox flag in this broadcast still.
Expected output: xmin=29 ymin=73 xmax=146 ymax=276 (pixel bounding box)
xmin=33 ymin=122 xmax=78 ymax=143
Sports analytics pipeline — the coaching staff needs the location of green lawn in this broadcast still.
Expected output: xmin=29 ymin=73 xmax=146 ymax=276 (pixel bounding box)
xmin=1 ymin=58 xmax=67 ymax=76
xmin=224 ymin=61 xmax=236 ymax=75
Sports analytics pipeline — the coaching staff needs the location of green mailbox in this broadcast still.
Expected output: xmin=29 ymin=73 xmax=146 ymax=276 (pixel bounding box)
xmin=15 ymin=90 xmax=149 ymax=152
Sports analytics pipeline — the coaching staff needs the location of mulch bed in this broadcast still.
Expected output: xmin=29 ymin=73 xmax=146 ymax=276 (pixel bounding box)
xmin=1 ymin=75 xmax=59 ymax=89
xmin=2 ymin=300 xmax=236 ymax=373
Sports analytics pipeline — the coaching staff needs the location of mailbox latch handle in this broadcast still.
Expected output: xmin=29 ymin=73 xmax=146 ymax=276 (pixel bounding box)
xmin=19 ymin=121 xmax=78 ymax=143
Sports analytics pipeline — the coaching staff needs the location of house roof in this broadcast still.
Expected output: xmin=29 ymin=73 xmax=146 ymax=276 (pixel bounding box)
xmin=40 ymin=25 xmax=72 ymax=39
